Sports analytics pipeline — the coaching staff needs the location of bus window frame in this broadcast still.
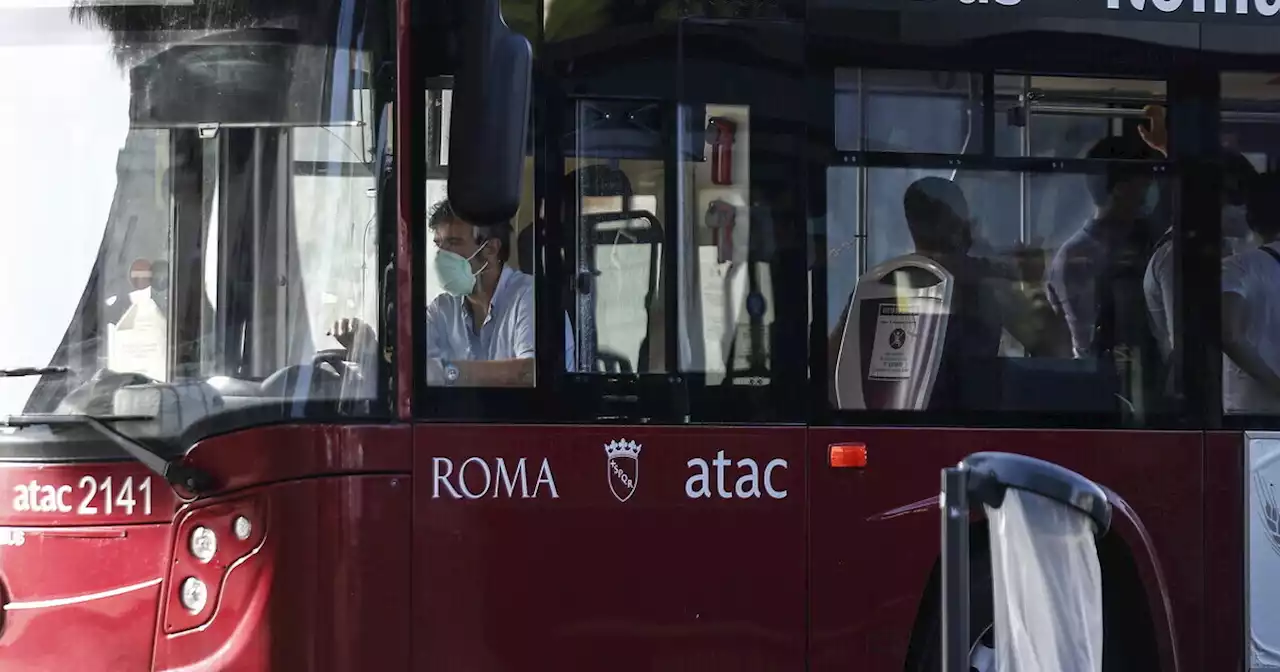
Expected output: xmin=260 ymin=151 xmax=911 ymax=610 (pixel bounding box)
xmin=413 ymin=21 xmax=813 ymax=425
xmin=806 ymin=35 xmax=1229 ymax=431
xmin=546 ymin=21 xmax=812 ymax=425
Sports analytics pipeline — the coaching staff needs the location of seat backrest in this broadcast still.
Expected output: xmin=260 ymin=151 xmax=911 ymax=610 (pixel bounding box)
xmin=832 ymin=253 xmax=955 ymax=411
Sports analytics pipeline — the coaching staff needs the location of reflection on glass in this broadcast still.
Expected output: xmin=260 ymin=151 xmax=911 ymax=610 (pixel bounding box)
xmin=0 ymin=3 xmax=391 ymax=444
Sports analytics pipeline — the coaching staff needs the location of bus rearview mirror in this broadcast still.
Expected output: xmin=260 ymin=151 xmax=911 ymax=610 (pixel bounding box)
xmin=448 ymin=0 xmax=531 ymax=226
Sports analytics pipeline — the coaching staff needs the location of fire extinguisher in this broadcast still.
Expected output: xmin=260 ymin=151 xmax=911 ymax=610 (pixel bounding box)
xmin=705 ymin=199 xmax=735 ymax=264
xmin=705 ymin=117 xmax=737 ymax=186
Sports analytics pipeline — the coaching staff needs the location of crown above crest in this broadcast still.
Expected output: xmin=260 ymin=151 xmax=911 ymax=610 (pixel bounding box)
xmin=604 ymin=439 xmax=642 ymax=458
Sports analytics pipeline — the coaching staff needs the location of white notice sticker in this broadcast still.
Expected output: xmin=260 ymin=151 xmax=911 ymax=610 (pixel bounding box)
xmin=867 ymin=303 xmax=920 ymax=381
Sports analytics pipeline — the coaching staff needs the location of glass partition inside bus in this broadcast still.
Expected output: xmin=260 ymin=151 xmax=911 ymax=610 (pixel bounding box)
xmin=0 ymin=1 xmax=394 ymax=453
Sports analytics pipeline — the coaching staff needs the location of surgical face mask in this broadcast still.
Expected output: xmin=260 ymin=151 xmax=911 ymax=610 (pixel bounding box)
xmin=434 ymin=243 xmax=489 ymax=296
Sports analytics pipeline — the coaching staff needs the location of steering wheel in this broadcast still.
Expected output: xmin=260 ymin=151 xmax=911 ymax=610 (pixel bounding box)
xmin=258 ymin=349 xmax=358 ymax=398
xmin=312 ymin=349 xmax=353 ymax=376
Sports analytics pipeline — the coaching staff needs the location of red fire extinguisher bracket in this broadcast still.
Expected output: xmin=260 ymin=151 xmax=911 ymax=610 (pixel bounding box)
xmin=705 ymin=117 xmax=737 ymax=186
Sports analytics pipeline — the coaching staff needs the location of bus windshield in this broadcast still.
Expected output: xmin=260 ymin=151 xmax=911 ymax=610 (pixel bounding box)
xmin=0 ymin=0 xmax=391 ymax=447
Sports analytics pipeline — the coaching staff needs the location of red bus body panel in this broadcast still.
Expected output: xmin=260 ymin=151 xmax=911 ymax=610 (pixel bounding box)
xmin=407 ymin=424 xmax=1212 ymax=672
xmin=808 ymin=427 xmax=1202 ymax=672
xmin=0 ymin=423 xmax=1236 ymax=670
xmin=0 ymin=462 xmax=179 ymax=670
xmin=0 ymin=426 xmax=412 ymax=671
xmin=412 ymin=424 xmax=808 ymax=672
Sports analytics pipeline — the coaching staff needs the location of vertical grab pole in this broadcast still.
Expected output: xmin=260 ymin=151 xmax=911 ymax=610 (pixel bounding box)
xmin=941 ymin=466 xmax=970 ymax=672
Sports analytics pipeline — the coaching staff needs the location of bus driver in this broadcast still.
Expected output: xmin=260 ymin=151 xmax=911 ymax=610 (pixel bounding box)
xmin=334 ymin=199 xmax=574 ymax=387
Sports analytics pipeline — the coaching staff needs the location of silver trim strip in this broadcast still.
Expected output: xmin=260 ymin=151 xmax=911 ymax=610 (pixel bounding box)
xmin=3 ymin=578 xmax=162 ymax=611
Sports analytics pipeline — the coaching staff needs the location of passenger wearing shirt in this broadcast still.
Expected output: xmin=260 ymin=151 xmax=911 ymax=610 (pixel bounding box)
xmin=1221 ymin=172 xmax=1280 ymax=414
xmin=333 ymin=199 xmax=573 ymax=387
xmin=1140 ymin=105 xmax=1258 ymax=360
xmin=1047 ymin=135 xmax=1162 ymax=359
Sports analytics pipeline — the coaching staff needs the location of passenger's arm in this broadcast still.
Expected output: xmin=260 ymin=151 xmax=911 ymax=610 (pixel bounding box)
xmin=1222 ymin=290 xmax=1280 ymax=396
xmin=1142 ymin=244 xmax=1175 ymax=360
xmin=1055 ymin=254 xmax=1098 ymax=358
xmin=1139 ymin=105 xmax=1169 ymax=157
xmin=1221 ymin=256 xmax=1280 ymax=396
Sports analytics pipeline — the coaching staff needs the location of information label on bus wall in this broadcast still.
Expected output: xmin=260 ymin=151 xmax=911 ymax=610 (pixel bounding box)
xmin=868 ymin=304 xmax=919 ymax=381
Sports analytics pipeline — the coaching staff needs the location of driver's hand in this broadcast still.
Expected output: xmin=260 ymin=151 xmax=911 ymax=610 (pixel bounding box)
xmin=330 ymin=318 xmax=374 ymax=352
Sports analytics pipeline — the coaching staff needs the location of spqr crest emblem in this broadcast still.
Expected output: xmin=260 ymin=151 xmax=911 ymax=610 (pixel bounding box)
xmin=1256 ymin=473 xmax=1280 ymax=559
xmin=605 ymin=439 xmax=641 ymax=503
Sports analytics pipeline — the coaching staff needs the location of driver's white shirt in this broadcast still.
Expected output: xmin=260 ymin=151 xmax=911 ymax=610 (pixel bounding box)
xmin=425 ymin=266 xmax=574 ymax=369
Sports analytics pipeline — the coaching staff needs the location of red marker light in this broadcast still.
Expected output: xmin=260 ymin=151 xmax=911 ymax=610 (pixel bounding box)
xmin=829 ymin=443 xmax=867 ymax=468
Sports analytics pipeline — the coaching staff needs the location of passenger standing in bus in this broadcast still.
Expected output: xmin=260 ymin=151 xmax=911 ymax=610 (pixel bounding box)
xmin=1046 ymin=134 xmax=1162 ymax=361
xmin=1220 ymin=171 xmax=1280 ymax=413
xmin=333 ymin=199 xmax=574 ymax=387
xmin=1139 ymin=105 xmax=1258 ymax=363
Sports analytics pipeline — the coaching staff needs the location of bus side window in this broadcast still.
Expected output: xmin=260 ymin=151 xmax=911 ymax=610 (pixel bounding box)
xmin=828 ymin=70 xmax=1179 ymax=420
xmin=422 ymin=82 xmax=540 ymax=387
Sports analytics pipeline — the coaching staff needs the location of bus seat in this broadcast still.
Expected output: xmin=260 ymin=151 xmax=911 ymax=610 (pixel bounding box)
xmin=833 ymin=254 xmax=955 ymax=411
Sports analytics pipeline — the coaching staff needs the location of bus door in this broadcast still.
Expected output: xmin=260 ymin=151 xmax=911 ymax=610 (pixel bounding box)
xmin=411 ymin=17 xmax=809 ymax=671
xmin=807 ymin=11 xmax=1211 ymax=671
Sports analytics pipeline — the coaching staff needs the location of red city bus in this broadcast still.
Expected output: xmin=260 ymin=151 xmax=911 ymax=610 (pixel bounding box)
xmin=4 ymin=0 xmax=1280 ymax=669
